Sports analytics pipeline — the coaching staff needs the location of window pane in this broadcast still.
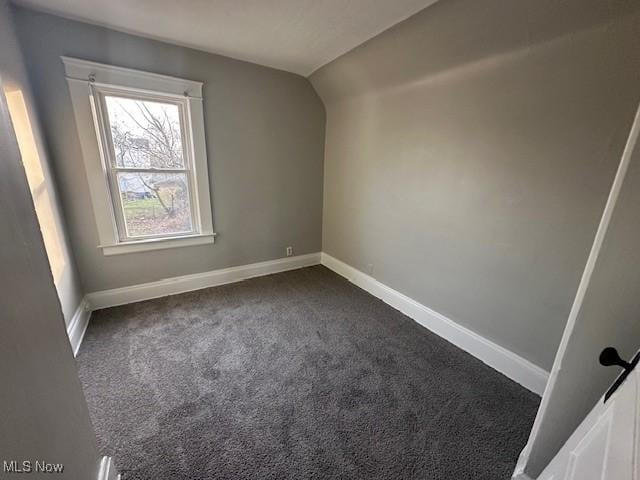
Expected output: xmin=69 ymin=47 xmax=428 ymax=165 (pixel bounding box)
xmin=118 ymin=172 xmax=193 ymax=238
xmin=105 ymin=96 xmax=185 ymax=169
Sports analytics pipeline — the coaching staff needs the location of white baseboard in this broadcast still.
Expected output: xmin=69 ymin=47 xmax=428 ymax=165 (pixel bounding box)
xmin=320 ymin=253 xmax=549 ymax=395
xmin=87 ymin=252 xmax=321 ymax=310
xmin=81 ymin=250 xmax=548 ymax=395
xmin=511 ymin=474 xmax=533 ymax=480
xmin=66 ymin=297 xmax=91 ymax=357
xmin=97 ymin=456 xmax=119 ymax=480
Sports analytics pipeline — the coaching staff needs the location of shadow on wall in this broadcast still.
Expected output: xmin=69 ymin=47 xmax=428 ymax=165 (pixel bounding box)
xmin=377 ymin=22 xmax=628 ymax=100
xmin=314 ymin=0 xmax=640 ymax=102
xmin=4 ymin=88 xmax=68 ymax=286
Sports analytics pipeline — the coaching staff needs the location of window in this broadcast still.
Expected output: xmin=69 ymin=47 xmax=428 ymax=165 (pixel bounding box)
xmin=98 ymin=92 xmax=195 ymax=240
xmin=63 ymin=57 xmax=214 ymax=255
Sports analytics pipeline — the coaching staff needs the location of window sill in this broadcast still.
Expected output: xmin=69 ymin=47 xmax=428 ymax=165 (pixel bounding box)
xmin=100 ymin=233 xmax=216 ymax=256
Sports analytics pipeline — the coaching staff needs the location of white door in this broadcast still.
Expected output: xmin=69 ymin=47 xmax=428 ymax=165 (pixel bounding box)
xmin=537 ymin=367 xmax=638 ymax=480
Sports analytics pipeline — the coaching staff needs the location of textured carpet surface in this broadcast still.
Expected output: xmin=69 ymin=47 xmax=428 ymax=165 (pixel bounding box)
xmin=77 ymin=266 xmax=539 ymax=480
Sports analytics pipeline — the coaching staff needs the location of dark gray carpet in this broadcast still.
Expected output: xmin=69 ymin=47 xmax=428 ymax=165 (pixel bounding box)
xmin=77 ymin=266 xmax=539 ymax=480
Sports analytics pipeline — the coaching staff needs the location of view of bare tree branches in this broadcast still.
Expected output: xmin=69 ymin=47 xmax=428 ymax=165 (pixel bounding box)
xmin=106 ymin=96 xmax=192 ymax=235
xmin=111 ymin=100 xmax=183 ymax=169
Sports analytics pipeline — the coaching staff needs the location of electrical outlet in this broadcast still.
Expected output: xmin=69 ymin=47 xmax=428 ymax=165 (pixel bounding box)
xmin=286 ymin=246 xmax=293 ymax=257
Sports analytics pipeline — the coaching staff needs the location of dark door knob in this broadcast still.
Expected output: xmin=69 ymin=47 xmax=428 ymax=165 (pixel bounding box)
xmin=599 ymin=347 xmax=632 ymax=370
xmin=599 ymin=346 xmax=639 ymax=403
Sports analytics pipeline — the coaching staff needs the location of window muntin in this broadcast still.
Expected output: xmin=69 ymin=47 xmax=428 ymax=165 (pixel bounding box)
xmin=94 ymin=89 xmax=199 ymax=241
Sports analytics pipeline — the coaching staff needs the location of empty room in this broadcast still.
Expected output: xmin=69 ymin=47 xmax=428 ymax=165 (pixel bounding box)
xmin=1 ymin=0 xmax=640 ymax=479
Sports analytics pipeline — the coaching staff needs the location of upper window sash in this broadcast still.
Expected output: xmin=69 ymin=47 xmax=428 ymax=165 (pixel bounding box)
xmin=91 ymin=85 xmax=194 ymax=169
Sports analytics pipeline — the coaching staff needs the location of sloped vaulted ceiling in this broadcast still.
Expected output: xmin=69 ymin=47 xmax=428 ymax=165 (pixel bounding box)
xmin=11 ymin=0 xmax=440 ymax=75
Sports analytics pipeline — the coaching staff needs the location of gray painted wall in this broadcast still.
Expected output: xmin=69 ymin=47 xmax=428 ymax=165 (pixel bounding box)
xmin=13 ymin=6 xmax=325 ymax=293
xmin=0 ymin=15 xmax=101 ymax=480
xmin=524 ymin=109 xmax=640 ymax=475
xmin=311 ymin=0 xmax=640 ymax=370
xmin=0 ymin=1 xmax=83 ymax=325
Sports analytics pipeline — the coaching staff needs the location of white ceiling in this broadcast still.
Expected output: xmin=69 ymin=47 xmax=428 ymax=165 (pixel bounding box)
xmin=13 ymin=0 xmax=439 ymax=76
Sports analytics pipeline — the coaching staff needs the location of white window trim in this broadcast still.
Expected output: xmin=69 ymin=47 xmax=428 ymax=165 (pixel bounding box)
xmin=62 ymin=56 xmax=215 ymax=255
